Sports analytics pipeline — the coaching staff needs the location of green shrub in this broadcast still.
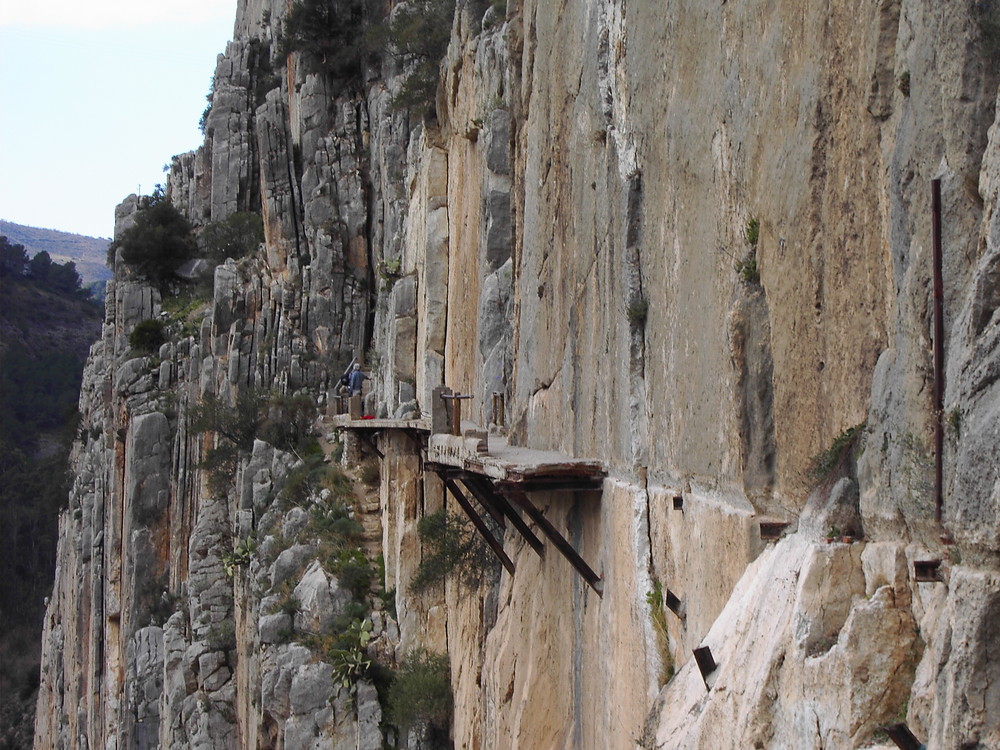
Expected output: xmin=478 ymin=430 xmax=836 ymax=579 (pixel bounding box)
xmin=626 ymin=296 xmax=648 ymax=326
xmin=387 ymin=649 xmax=452 ymax=736
xmin=269 ymin=583 xmax=300 ymax=616
xmin=337 ymin=559 xmax=375 ymax=599
xmin=645 ymin=581 xmax=674 ymax=684
xmin=161 ymin=291 xmax=209 ymax=339
xmin=411 ymin=509 xmax=499 ymax=591
xmin=129 ymin=319 xmax=166 ymax=353
xmin=734 ymin=251 xmax=759 ymax=284
xmin=200 ymin=212 xmax=264 ymax=265
xmin=199 ymin=442 xmax=240 ymax=497
xmin=809 ymin=421 xmax=866 ymax=481
xmin=330 ymin=618 xmax=373 ymax=689
xmin=205 ymin=621 xmax=236 ymax=651
xmin=314 ymin=514 xmax=364 ymax=541
xmin=109 ymin=187 xmax=196 ymax=291
xmin=897 ymin=70 xmax=911 ymax=96
xmin=134 ymin=577 xmax=180 ymax=628
xmin=358 ymin=458 xmax=380 ymax=485
xmin=191 ymin=389 xmax=270 ymax=496
xmin=198 ymin=78 xmax=215 ymax=135
xmin=257 ymin=392 xmax=316 ymax=453
xmin=249 ymin=39 xmax=281 ymax=107
xmin=375 ymin=0 xmax=455 ymax=117
xmin=280 ymin=453 xmax=343 ymax=506
xmin=222 ymin=536 xmax=257 ymax=580
xmin=279 ymin=0 xmax=374 ymax=83
xmin=947 ymin=407 xmax=961 ymax=438
xmin=745 ymin=216 xmax=760 ymax=247
xmin=190 ymin=390 xmax=265 ymax=451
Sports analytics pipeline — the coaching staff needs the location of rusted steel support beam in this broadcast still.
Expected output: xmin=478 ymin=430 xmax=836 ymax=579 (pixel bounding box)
xmin=443 ymin=477 xmax=515 ymax=576
xmin=401 ymin=428 xmax=425 ymax=453
xmin=516 ymin=477 xmax=606 ymax=493
xmin=504 ymin=488 xmax=603 ymax=595
xmin=913 ymin=559 xmax=943 ymax=583
xmin=931 ymin=178 xmax=945 ymax=526
xmin=693 ymin=646 xmax=718 ymax=691
xmin=440 ymin=392 xmax=474 ymax=436
xmin=453 ymin=475 xmax=506 ymax=529
xmin=664 ymin=588 xmax=685 ymax=618
xmin=883 ymin=722 xmax=924 ymax=750
xmin=356 ymin=430 xmax=384 ymax=460
xmin=462 ymin=474 xmax=545 ymax=558
xmin=491 ymin=392 xmax=505 ymax=427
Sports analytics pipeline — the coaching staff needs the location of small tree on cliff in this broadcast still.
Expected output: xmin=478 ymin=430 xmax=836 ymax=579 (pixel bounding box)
xmin=109 ymin=186 xmax=196 ymax=292
xmin=279 ymin=0 xmax=376 ymax=84
xmin=200 ymin=211 xmax=264 ymax=265
xmin=372 ymin=0 xmax=455 ymax=116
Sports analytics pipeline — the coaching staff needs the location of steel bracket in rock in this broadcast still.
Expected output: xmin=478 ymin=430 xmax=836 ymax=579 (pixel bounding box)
xmin=692 ymin=645 xmax=718 ymax=690
xmin=425 ymin=433 xmax=606 ymax=595
xmin=758 ymin=520 xmax=791 ymax=541
xmin=913 ymin=559 xmax=943 ymax=583
xmin=883 ymin=722 xmax=926 ymax=750
xmin=663 ymin=587 xmax=685 ymax=619
xmin=355 ymin=430 xmax=384 ymax=460
xmin=502 ymin=486 xmax=603 ymax=595
xmin=461 ymin=473 xmax=544 ymax=557
xmin=442 ymin=475 xmax=515 ymax=575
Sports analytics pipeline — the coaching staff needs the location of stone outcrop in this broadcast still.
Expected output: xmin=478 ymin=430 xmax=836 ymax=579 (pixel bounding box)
xmin=35 ymin=1 xmax=1000 ymax=749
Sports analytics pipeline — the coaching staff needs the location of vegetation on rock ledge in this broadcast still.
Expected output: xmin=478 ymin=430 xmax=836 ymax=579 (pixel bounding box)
xmin=411 ymin=508 xmax=500 ymax=591
xmin=387 ymin=649 xmax=452 ymax=745
xmin=108 ymin=187 xmax=196 ymax=292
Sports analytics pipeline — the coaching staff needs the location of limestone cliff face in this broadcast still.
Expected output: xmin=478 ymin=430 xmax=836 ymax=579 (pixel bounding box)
xmin=35 ymin=1 xmax=1000 ymax=749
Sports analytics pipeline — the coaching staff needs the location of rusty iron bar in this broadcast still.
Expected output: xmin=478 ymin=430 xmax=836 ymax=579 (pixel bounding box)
xmin=401 ymin=428 xmax=425 ymax=454
xmin=692 ymin=646 xmax=718 ymax=691
xmin=492 ymin=392 xmax=505 ymax=427
xmin=759 ymin=521 xmax=791 ymax=541
xmin=440 ymin=392 xmax=474 ymax=436
xmin=515 ymin=477 xmax=606 ymax=493
xmin=504 ymin=488 xmax=603 ymax=595
xmin=932 ymin=178 xmax=944 ymax=525
xmin=913 ymin=559 xmax=943 ymax=583
xmin=356 ymin=430 xmax=384 ymax=460
xmin=448 ymin=472 xmax=506 ymax=529
xmin=443 ymin=476 xmax=515 ymax=576
xmin=664 ymin=588 xmax=685 ymax=618
xmin=461 ymin=474 xmax=545 ymax=558
xmin=883 ymin=722 xmax=924 ymax=750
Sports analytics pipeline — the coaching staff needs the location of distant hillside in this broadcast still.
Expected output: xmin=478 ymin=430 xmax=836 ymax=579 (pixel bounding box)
xmin=0 ymin=268 xmax=102 ymax=748
xmin=0 ymin=220 xmax=111 ymax=285
xmin=0 ymin=274 xmax=103 ymax=362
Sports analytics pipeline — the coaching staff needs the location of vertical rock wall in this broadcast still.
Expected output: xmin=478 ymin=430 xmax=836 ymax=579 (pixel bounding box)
xmin=396 ymin=0 xmax=1000 ymax=747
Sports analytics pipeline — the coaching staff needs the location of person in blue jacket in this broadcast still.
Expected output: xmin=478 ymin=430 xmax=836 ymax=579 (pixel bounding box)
xmin=348 ymin=363 xmax=369 ymax=396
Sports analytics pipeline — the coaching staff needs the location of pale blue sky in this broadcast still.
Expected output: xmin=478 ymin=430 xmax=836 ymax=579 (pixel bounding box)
xmin=0 ymin=1 xmax=237 ymax=239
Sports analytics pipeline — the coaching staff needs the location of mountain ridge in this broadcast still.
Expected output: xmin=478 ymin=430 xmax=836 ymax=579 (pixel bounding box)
xmin=0 ymin=220 xmax=111 ymax=285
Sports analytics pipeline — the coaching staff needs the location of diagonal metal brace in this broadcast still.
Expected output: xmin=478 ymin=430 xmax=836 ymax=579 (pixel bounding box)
xmin=503 ymin=487 xmax=603 ymax=595
xmin=461 ymin=474 xmax=544 ymax=558
xmin=453 ymin=473 xmax=506 ymax=530
xmin=354 ymin=430 xmax=384 ymax=459
xmin=443 ymin=477 xmax=515 ymax=576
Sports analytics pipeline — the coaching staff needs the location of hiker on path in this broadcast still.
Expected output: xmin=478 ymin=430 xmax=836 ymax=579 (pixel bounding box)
xmin=348 ymin=363 xmax=369 ymax=396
